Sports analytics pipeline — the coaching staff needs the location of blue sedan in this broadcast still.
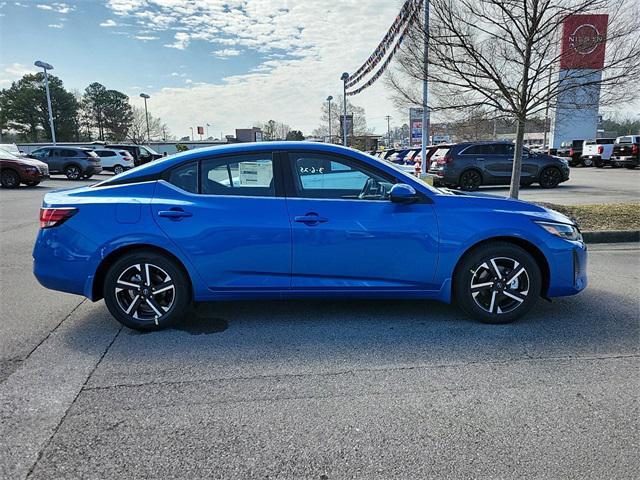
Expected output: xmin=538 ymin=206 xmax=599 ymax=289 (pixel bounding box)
xmin=33 ymin=142 xmax=587 ymax=331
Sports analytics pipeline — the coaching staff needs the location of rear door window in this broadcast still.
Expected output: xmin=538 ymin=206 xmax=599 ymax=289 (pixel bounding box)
xmin=201 ymin=154 xmax=275 ymax=197
xmin=167 ymin=162 xmax=198 ymax=194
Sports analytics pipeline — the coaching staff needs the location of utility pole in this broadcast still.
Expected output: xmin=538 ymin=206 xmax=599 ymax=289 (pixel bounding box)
xmin=386 ymin=115 xmax=392 ymax=147
xmin=420 ymin=0 xmax=430 ymax=175
xmin=34 ymin=61 xmax=56 ymax=145
xmin=327 ymin=95 xmax=333 ymax=143
xmin=341 ymin=72 xmax=349 ymax=147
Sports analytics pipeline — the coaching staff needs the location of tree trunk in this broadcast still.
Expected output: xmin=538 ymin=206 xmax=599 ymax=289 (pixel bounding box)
xmin=509 ymin=118 xmax=526 ymax=199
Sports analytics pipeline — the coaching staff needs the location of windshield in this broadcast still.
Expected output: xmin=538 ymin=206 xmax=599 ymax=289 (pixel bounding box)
xmin=0 ymin=147 xmax=21 ymax=160
xmin=362 ymin=151 xmax=439 ymax=193
xmin=141 ymin=146 xmax=159 ymax=155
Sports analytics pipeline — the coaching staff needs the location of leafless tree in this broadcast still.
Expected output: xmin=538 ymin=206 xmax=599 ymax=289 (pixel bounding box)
xmin=387 ymin=0 xmax=640 ymax=197
xmin=312 ymin=96 xmax=372 ymax=141
xmin=127 ymin=106 xmax=169 ymax=144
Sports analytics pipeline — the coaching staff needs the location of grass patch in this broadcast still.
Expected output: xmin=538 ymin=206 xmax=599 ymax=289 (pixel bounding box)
xmin=538 ymin=203 xmax=640 ymax=232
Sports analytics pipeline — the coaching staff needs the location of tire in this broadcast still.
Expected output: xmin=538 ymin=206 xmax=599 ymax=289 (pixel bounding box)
xmin=0 ymin=169 xmax=20 ymax=188
xmin=25 ymin=181 xmax=41 ymax=187
xmin=582 ymin=157 xmax=594 ymax=167
xmin=113 ymin=165 xmax=124 ymax=175
xmin=595 ymin=159 xmax=604 ymax=168
xmin=64 ymin=165 xmax=82 ymax=180
xmin=103 ymin=251 xmax=191 ymax=332
xmin=459 ymin=170 xmax=482 ymax=191
xmin=454 ymin=241 xmax=541 ymax=324
xmin=538 ymin=167 xmax=562 ymax=188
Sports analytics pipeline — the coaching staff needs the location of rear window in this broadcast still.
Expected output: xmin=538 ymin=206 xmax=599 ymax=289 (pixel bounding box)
xmin=432 ymin=148 xmax=450 ymax=158
xmin=96 ymin=150 xmax=116 ymax=157
xmin=596 ymin=138 xmax=615 ymax=144
xmin=615 ymin=136 xmax=635 ymax=144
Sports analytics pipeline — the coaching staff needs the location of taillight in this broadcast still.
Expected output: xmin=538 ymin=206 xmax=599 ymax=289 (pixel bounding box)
xmin=569 ymin=148 xmax=574 ymax=156
xmin=436 ymin=154 xmax=454 ymax=165
xmin=598 ymin=145 xmax=603 ymax=154
xmin=633 ymin=144 xmax=639 ymax=155
xmin=40 ymin=207 xmax=77 ymax=229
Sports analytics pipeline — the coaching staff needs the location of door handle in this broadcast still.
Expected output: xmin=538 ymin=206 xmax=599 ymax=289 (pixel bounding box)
xmin=294 ymin=213 xmax=328 ymax=225
xmin=158 ymin=208 xmax=192 ymax=220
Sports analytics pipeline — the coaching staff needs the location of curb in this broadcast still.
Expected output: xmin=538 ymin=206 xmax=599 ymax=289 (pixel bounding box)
xmin=583 ymin=230 xmax=640 ymax=244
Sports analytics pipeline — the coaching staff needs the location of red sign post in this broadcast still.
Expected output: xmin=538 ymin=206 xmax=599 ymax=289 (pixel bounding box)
xmin=559 ymin=14 xmax=608 ymax=70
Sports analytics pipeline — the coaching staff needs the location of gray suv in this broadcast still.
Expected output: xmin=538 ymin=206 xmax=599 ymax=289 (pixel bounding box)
xmin=29 ymin=147 xmax=103 ymax=180
xmin=427 ymin=141 xmax=570 ymax=191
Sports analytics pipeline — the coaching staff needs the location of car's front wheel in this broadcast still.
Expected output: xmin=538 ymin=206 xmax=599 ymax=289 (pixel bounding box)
xmin=454 ymin=242 xmax=541 ymax=324
xmin=539 ymin=167 xmax=562 ymax=188
xmin=103 ymin=251 xmax=191 ymax=331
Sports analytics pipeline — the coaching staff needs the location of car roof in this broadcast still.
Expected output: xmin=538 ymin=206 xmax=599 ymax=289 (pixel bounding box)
xmin=99 ymin=142 xmax=423 ymax=186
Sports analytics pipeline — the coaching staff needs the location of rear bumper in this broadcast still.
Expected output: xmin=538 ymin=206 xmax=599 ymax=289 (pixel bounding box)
xmin=611 ymin=155 xmax=639 ymax=166
xmin=85 ymin=165 xmax=103 ymax=175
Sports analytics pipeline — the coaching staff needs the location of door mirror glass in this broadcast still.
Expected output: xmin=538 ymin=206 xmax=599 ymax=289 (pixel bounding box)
xmin=389 ymin=183 xmax=417 ymax=203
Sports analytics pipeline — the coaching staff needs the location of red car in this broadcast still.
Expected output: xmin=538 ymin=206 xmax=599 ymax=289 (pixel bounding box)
xmin=0 ymin=148 xmax=50 ymax=188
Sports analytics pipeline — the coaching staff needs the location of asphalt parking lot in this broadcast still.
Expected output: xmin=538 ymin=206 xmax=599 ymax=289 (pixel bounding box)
xmin=1 ymin=170 xmax=639 ymax=479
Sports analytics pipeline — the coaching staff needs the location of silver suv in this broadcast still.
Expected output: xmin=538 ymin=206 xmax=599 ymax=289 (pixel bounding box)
xmin=29 ymin=147 xmax=103 ymax=180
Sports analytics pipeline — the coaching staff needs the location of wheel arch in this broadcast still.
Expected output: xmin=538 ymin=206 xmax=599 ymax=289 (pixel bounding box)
xmin=453 ymin=236 xmax=550 ymax=297
xmin=92 ymin=244 xmax=194 ymax=301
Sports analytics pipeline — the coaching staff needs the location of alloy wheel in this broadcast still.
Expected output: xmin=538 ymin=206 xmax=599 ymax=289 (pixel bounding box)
xmin=65 ymin=166 xmax=81 ymax=180
xmin=540 ymin=168 xmax=561 ymax=188
xmin=460 ymin=170 xmax=481 ymax=191
xmin=114 ymin=165 xmax=124 ymax=175
xmin=1 ymin=170 xmax=19 ymax=188
xmin=115 ymin=263 xmax=176 ymax=324
xmin=470 ymin=257 xmax=530 ymax=315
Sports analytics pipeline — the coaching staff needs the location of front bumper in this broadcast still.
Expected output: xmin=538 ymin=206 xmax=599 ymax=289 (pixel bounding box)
xmin=546 ymin=241 xmax=588 ymax=297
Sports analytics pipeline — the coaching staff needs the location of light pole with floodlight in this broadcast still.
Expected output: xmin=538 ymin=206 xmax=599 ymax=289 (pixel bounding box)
xmin=340 ymin=72 xmax=349 ymax=147
xmin=139 ymin=93 xmax=151 ymax=143
xmin=34 ymin=60 xmax=56 ymax=145
xmin=326 ymin=95 xmax=333 ymax=143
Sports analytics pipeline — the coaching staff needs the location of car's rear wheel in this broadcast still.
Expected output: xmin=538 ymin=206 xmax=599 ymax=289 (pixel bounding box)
xmin=582 ymin=157 xmax=594 ymax=167
xmin=459 ymin=170 xmax=482 ymax=191
xmin=64 ymin=165 xmax=81 ymax=180
xmin=539 ymin=167 xmax=562 ymax=188
xmin=454 ymin=242 xmax=541 ymax=324
xmin=103 ymin=251 xmax=190 ymax=331
xmin=25 ymin=181 xmax=40 ymax=187
xmin=0 ymin=169 xmax=20 ymax=188
xmin=113 ymin=165 xmax=124 ymax=175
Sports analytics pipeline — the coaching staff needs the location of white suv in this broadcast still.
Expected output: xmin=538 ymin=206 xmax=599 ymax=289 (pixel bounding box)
xmin=93 ymin=149 xmax=134 ymax=174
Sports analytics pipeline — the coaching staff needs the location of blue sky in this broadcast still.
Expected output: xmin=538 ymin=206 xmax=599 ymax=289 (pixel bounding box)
xmin=0 ymin=0 xmax=405 ymax=138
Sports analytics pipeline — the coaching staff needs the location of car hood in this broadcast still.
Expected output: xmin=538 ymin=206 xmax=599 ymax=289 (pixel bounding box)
xmin=435 ymin=189 xmax=576 ymax=225
xmin=2 ymin=157 xmax=48 ymax=168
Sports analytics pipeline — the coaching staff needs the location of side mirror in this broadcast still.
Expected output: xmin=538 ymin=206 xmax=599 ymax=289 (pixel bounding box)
xmin=389 ymin=183 xmax=418 ymax=204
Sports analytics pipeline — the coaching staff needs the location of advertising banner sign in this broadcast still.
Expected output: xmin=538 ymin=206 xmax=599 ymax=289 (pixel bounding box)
xmin=409 ymin=107 xmax=423 ymax=146
xmin=560 ymin=14 xmax=608 ymax=69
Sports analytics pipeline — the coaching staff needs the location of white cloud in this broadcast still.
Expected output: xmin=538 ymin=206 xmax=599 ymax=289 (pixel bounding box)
xmin=212 ymin=48 xmax=241 ymax=59
xmin=100 ymin=19 xmax=118 ymax=27
xmin=164 ymin=31 xmax=190 ymax=50
xmin=0 ymin=63 xmax=37 ymax=87
xmin=48 ymin=23 xmax=64 ymax=28
xmin=37 ymin=2 xmax=73 ymax=14
xmin=134 ymin=35 xmax=159 ymax=41
xmin=109 ymin=1 xmax=414 ymax=136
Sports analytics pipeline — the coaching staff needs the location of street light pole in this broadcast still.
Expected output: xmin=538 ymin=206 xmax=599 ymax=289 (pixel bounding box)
xmin=34 ymin=61 xmax=56 ymax=145
xmin=190 ymin=127 xmax=194 ymax=141
xmin=386 ymin=115 xmax=392 ymax=147
xmin=140 ymin=93 xmax=151 ymax=143
xmin=341 ymin=72 xmax=349 ymax=147
xmin=420 ymin=0 xmax=430 ymax=176
xmin=326 ymin=95 xmax=333 ymax=143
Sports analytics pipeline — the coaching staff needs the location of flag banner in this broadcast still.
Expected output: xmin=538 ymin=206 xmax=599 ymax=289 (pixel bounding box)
xmin=346 ymin=0 xmax=421 ymax=88
xmin=346 ymin=9 xmax=417 ymax=96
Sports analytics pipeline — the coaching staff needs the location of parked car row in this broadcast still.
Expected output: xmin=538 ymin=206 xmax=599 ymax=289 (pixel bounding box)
xmin=0 ymin=143 xmax=163 ymax=188
xmin=554 ymin=136 xmax=639 ymax=169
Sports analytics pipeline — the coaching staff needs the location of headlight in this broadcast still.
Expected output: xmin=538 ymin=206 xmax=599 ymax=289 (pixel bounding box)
xmin=535 ymin=221 xmax=583 ymax=242
xmin=24 ymin=166 xmax=38 ymax=173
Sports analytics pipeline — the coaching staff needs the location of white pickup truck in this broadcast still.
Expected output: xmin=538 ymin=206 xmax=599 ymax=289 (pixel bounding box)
xmin=581 ymin=138 xmax=616 ymax=168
